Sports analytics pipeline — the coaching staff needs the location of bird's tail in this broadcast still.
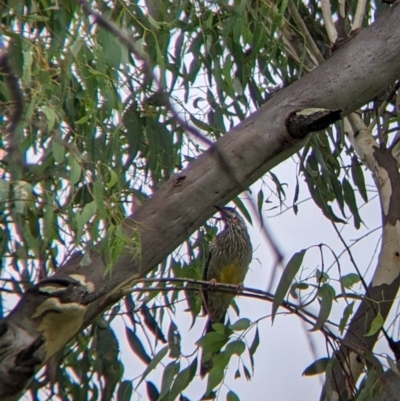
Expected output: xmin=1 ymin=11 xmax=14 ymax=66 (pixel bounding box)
xmin=200 ymin=317 xmax=224 ymax=378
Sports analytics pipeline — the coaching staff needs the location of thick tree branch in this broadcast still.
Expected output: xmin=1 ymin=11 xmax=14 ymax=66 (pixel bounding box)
xmin=319 ymin=112 xmax=400 ymax=400
xmin=1 ymin=3 xmax=400 ymax=400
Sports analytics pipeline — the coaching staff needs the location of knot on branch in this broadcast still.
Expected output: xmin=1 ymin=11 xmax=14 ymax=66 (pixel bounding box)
xmin=285 ymin=108 xmax=342 ymax=139
xmin=31 ymin=274 xmax=99 ymax=306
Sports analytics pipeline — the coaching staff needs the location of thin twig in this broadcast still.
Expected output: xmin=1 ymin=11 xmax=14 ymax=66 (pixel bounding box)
xmin=352 ymin=0 xmax=367 ymax=31
xmin=127 ymin=277 xmax=342 ymax=333
xmin=288 ymin=0 xmax=324 ymax=65
xmin=321 ymin=0 xmax=338 ymax=44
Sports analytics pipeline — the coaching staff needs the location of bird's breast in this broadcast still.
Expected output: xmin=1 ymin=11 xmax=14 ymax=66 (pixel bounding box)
xmin=217 ymin=263 xmax=247 ymax=285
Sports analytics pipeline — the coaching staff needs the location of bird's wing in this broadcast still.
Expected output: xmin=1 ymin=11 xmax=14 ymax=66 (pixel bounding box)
xmin=201 ymin=250 xmax=213 ymax=314
xmin=202 ymin=249 xmax=212 ymax=281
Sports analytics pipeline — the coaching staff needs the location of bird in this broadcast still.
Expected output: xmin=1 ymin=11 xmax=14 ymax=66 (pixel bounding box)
xmin=200 ymin=206 xmax=252 ymax=376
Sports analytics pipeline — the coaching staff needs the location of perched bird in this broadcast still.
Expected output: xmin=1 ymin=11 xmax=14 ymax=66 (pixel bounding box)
xmin=200 ymin=206 xmax=252 ymax=376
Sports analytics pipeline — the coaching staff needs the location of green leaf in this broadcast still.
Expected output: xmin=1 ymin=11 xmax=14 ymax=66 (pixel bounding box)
xmin=243 ymin=364 xmax=251 ymax=380
xmin=351 ymin=156 xmax=368 ymax=203
xmin=386 ymin=355 xmax=399 ymax=375
xmin=41 ymin=106 xmax=57 ymax=131
xmin=138 ymin=346 xmax=169 ymax=386
xmin=249 ymin=327 xmax=259 ymax=357
xmin=51 ymin=139 xmax=65 ymax=163
xmin=290 ymin=282 xmax=309 ymax=298
xmin=340 ymin=273 xmax=360 ymax=289
xmin=0 ymin=179 xmax=10 ymax=204
xmin=145 ymin=118 xmax=160 ymax=172
xmin=229 ymin=318 xmax=251 ymax=331
xmin=13 ymin=181 xmax=32 ymax=214
xmin=81 ymin=200 xmax=97 ymax=225
xmin=168 ymin=321 xmax=181 ymax=358
xmin=68 ymin=155 xmax=81 ymax=185
xmin=196 ymin=332 xmax=230 ymax=354
xmin=8 ymin=35 xmax=23 ymax=78
xmin=233 ymin=197 xmax=252 ymax=225
xmin=272 ymin=249 xmax=307 ymax=322
xmin=205 ymin=365 xmax=224 ymax=397
xmin=141 ymin=305 xmax=167 ymax=343
xmin=257 ymin=188 xmax=264 ymax=219
xmin=93 ymin=176 xmax=106 ymax=219
xmin=43 ymin=196 xmax=55 ymax=241
xmin=168 ymin=358 xmax=197 ymax=400
xmin=339 ymin=302 xmax=354 ymax=334
xmin=316 ymin=268 xmax=329 ymax=283
xmin=123 ymin=105 xmax=143 ymax=161
xmin=302 ymin=358 xmax=330 ymax=376
xmin=159 ymin=362 xmax=179 ymax=399
xmin=365 ymin=312 xmax=384 ymax=337
xmin=226 ymin=390 xmax=240 ymax=401
xmin=310 ymin=284 xmax=335 ymax=332
xmin=107 ymin=168 xmax=118 ymax=189
xmin=75 ymin=114 xmax=90 ymax=125
xmin=125 ymin=327 xmax=151 ymax=365
xmin=98 ymin=29 xmax=122 ymax=69
xmin=117 ymin=381 xmax=133 ymax=401
xmin=145 ymin=381 xmax=159 ymax=401
xmin=269 ymin=171 xmax=287 ymax=202
xmin=190 ymin=115 xmax=215 ymax=132
xmin=225 ymin=340 xmax=245 ymax=357
xmin=76 ymin=200 xmax=97 ymax=243
xmin=342 ymin=177 xmax=362 ymax=229
xmin=249 ymin=327 xmax=260 ymax=371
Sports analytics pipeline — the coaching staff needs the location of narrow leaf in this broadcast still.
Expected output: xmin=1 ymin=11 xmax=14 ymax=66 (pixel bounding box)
xmin=257 ymin=188 xmax=264 ymax=219
xmin=159 ymin=361 xmax=179 ymax=399
xmin=145 ymin=381 xmax=159 ymax=401
xmin=302 ymin=358 xmax=330 ymax=376
xmin=342 ymin=177 xmax=362 ymax=229
xmin=249 ymin=327 xmax=260 ymax=357
xmin=272 ymin=249 xmax=307 ymax=321
xmin=310 ymin=284 xmax=335 ymax=332
xmin=339 ymin=302 xmax=354 ymax=334
xmin=365 ymin=312 xmax=384 ymax=337
xmin=168 ymin=358 xmax=198 ymax=400
xmin=68 ymin=155 xmax=81 ymax=185
xmin=232 ymin=197 xmax=252 ymax=225
xmin=117 ymin=381 xmax=133 ymax=401
xmin=141 ymin=305 xmax=167 ymax=343
xmin=138 ymin=346 xmax=168 ymax=386
xmin=351 ymin=156 xmax=368 ymax=203
xmin=125 ymin=327 xmax=151 ymax=365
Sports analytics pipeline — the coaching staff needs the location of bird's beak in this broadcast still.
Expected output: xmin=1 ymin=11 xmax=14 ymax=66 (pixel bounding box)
xmin=214 ymin=205 xmax=226 ymax=219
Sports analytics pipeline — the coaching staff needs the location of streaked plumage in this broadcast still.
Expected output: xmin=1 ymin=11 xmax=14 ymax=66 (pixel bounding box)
xmin=201 ymin=206 xmax=252 ymax=375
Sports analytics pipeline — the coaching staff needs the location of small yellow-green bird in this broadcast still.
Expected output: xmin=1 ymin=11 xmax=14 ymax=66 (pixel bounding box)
xmin=201 ymin=206 xmax=252 ymax=376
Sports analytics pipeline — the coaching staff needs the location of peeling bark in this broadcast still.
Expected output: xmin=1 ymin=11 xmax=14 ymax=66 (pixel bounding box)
xmin=320 ymin=112 xmax=400 ymax=400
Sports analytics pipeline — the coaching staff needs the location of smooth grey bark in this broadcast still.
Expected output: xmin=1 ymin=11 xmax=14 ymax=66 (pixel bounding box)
xmin=1 ymin=3 xmax=400 ymax=400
